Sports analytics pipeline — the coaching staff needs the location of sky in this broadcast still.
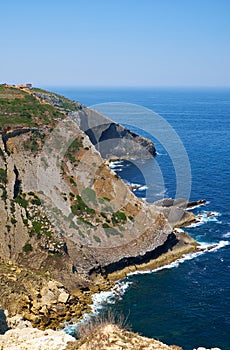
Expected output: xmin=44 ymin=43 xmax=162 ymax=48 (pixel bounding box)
xmin=1 ymin=0 xmax=230 ymax=87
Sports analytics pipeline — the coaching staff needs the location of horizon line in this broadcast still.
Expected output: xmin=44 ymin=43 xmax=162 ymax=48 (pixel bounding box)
xmin=43 ymin=85 xmax=230 ymax=90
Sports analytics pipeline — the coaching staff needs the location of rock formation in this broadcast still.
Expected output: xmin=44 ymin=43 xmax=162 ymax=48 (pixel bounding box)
xmin=65 ymin=323 xmax=183 ymax=350
xmin=0 ymin=84 xmax=199 ymax=342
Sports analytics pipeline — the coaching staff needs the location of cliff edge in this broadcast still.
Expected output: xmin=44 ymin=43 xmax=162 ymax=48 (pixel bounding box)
xmin=0 ymin=84 xmax=197 ymax=331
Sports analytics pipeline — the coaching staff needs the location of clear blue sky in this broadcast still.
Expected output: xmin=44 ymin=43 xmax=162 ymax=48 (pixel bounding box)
xmin=1 ymin=0 xmax=230 ymax=87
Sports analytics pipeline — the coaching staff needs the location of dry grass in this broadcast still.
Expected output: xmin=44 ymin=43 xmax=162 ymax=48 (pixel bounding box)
xmin=64 ymin=311 xmax=182 ymax=350
xmin=75 ymin=310 xmax=130 ymax=340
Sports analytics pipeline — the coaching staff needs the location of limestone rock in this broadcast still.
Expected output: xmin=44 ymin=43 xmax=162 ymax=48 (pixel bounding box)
xmin=58 ymin=291 xmax=70 ymax=304
xmin=6 ymin=314 xmax=32 ymax=329
xmin=0 ymin=327 xmax=75 ymax=350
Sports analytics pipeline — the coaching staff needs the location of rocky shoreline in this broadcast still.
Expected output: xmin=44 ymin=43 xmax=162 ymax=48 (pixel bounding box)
xmin=0 ymin=206 xmax=220 ymax=350
xmin=0 ymin=85 xmax=221 ymax=349
xmin=0 ymin=200 xmax=203 ymax=331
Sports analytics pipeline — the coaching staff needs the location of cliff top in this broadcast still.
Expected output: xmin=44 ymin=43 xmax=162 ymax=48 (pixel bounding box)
xmin=0 ymin=85 xmax=66 ymax=129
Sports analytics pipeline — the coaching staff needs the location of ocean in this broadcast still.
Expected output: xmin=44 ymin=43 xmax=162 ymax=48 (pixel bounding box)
xmin=52 ymin=87 xmax=230 ymax=350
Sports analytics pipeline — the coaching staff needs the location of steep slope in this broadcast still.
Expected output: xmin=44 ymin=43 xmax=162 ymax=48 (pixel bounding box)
xmin=32 ymin=88 xmax=156 ymax=159
xmin=0 ymin=84 xmax=197 ymax=328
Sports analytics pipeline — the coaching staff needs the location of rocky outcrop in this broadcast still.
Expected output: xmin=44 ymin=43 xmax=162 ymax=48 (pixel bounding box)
xmin=65 ymin=324 xmax=183 ymax=350
xmin=0 ymin=260 xmax=113 ymax=329
xmin=32 ymin=89 xmax=156 ymax=160
xmin=0 ymin=326 xmax=75 ymax=350
xmin=0 ymin=84 xmax=200 ymax=333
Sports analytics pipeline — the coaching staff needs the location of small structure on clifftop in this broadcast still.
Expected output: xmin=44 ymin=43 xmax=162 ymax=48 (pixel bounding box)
xmin=17 ymin=83 xmax=32 ymax=89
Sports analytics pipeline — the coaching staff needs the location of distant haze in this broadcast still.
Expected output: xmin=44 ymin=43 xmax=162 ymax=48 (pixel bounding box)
xmin=1 ymin=0 xmax=230 ymax=87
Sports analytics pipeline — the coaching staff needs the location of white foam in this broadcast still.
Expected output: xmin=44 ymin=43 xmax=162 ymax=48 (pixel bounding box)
xmin=123 ymin=181 xmax=147 ymax=191
xmin=110 ymin=161 xmax=124 ymax=165
xmin=63 ymin=280 xmax=131 ymax=335
xmin=63 ymin=238 xmax=229 ymax=336
xmin=207 ymin=240 xmax=229 ymax=251
xmin=113 ymin=168 xmax=123 ymax=172
xmin=174 ymin=228 xmax=186 ymax=233
xmin=127 ymin=240 xmax=229 ymax=277
xmin=223 ymin=232 xmax=230 ymax=238
xmin=188 ymin=211 xmax=221 ymax=228
xmin=132 ymin=185 xmax=148 ymax=192
xmin=91 ymin=280 xmax=131 ymax=313
xmin=156 ymin=152 xmax=167 ymax=156
xmin=186 ymin=201 xmax=210 ymax=210
xmin=109 ymin=161 xmax=124 ymax=170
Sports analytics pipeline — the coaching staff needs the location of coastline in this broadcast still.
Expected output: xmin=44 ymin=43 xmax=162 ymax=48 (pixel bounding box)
xmin=105 ymin=229 xmax=199 ymax=281
xmin=1 ymin=208 xmax=224 ymax=350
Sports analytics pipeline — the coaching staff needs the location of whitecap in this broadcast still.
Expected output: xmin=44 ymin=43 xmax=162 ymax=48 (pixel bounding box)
xmin=113 ymin=168 xmax=123 ymax=172
xmin=137 ymin=185 xmax=148 ymax=191
xmin=223 ymin=232 xmax=230 ymax=238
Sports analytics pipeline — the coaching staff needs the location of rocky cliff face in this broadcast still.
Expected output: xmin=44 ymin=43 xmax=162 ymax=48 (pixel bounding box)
xmin=0 ymin=84 xmax=197 ymax=329
xmin=32 ymin=89 xmax=156 ymax=159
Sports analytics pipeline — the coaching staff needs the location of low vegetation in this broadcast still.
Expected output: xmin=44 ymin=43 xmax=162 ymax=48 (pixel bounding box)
xmin=0 ymin=85 xmax=64 ymax=128
xmin=32 ymin=87 xmax=81 ymax=111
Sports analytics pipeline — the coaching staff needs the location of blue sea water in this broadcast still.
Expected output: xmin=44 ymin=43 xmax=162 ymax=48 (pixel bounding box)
xmin=52 ymin=87 xmax=230 ymax=350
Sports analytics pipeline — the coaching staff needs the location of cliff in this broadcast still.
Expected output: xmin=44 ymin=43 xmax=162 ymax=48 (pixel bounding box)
xmin=0 ymin=84 xmax=197 ymax=330
xmin=0 ymin=321 xmax=183 ymax=350
xmin=32 ymin=88 xmax=156 ymax=160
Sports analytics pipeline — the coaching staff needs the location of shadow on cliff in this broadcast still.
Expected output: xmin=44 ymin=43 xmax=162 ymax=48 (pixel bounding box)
xmin=0 ymin=309 xmax=8 ymax=335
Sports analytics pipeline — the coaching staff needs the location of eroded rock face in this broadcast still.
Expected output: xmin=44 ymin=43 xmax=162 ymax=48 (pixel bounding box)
xmin=0 ymin=260 xmax=102 ymax=329
xmin=0 ymin=85 xmax=198 ymax=330
xmin=32 ymin=90 xmax=156 ymax=160
xmin=0 ymin=101 xmax=175 ymax=282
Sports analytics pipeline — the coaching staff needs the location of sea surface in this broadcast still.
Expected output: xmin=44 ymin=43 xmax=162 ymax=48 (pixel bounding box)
xmin=52 ymin=87 xmax=230 ymax=350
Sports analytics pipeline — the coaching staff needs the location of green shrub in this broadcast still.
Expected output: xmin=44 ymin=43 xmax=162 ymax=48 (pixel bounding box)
xmin=93 ymin=235 xmax=101 ymax=243
xmin=82 ymin=187 xmax=97 ymax=206
xmin=23 ymin=243 xmax=33 ymax=253
xmin=71 ymin=195 xmax=95 ymax=216
xmin=103 ymin=226 xmax=121 ymax=237
xmin=11 ymin=217 xmax=17 ymax=225
xmin=1 ymin=188 xmax=7 ymax=201
xmin=23 ymin=218 xmax=28 ymax=225
xmin=0 ymin=168 xmax=7 ymax=184
xmin=31 ymin=197 xmax=41 ymax=206
xmin=15 ymin=196 xmax=28 ymax=208
xmin=0 ymin=148 xmax=4 ymax=158
xmin=32 ymin=221 xmax=42 ymax=234
xmin=111 ymin=211 xmax=127 ymax=225
xmin=66 ymin=137 xmax=83 ymax=162
xmin=70 ymin=177 xmax=77 ymax=186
